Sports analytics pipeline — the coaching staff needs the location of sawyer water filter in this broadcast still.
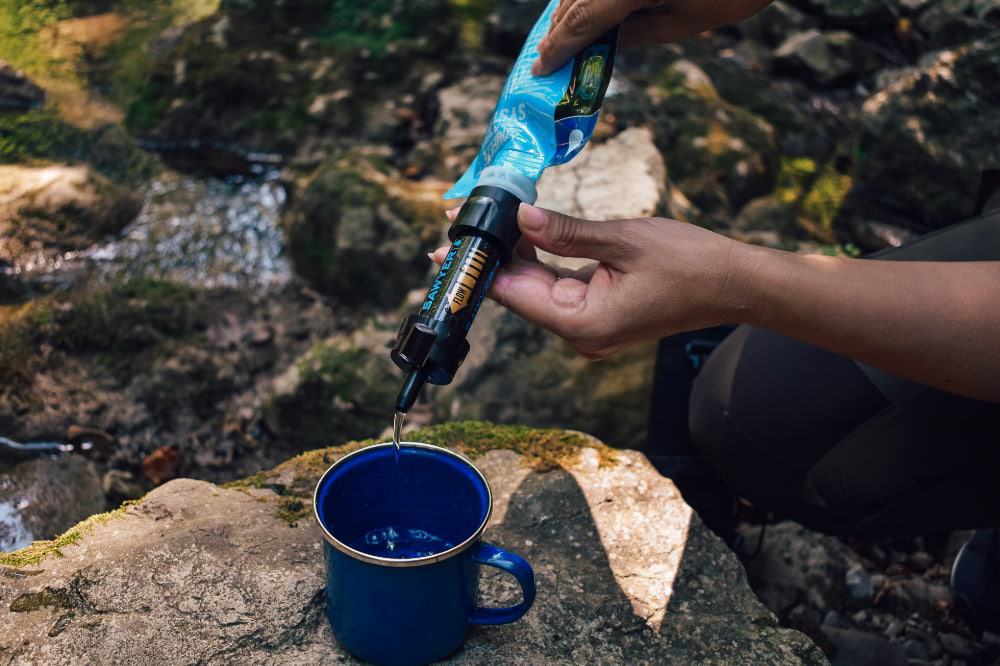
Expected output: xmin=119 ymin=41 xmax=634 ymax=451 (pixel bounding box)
xmin=392 ymin=0 xmax=618 ymax=414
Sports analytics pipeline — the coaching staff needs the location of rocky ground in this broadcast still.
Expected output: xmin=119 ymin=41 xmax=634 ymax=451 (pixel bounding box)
xmin=0 ymin=0 xmax=998 ymax=663
xmin=0 ymin=424 xmax=827 ymax=664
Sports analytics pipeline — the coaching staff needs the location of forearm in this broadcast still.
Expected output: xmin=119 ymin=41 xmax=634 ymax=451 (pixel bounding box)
xmin=732 ymin=246 xmax=1000 ymax=403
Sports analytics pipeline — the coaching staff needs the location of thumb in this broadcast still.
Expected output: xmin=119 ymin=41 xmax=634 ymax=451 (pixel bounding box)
xmin=518 ymin=204 xmax=634 ymax=266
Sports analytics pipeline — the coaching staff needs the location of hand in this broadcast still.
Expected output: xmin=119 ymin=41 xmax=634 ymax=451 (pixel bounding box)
xmin=433 ymin=204 xmax=749 ymax=358
xmin=532 ymin=0 xmax=774 ymax=75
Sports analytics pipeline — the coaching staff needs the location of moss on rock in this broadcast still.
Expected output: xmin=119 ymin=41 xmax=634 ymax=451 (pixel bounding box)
xmin=282 ymin=155 xmax=444 ymax=308
xmin=609 ymin=60 xmax=777 ymax=222
xmin=0 ymin=278 xmax=207 ymax=412
xmin=227 ymin=420 xmax=618 ymax=520
xmin=262 ymin=336 xmax=398 ymax=450
xmin=0 ymin=500 xmax=138 ymax=568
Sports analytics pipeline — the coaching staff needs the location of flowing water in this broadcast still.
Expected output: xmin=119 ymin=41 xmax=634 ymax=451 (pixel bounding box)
xmin=392 ymin=410 xmax=405 ymax=455
xmin=80 ymin=171 xmax=290 ymax=289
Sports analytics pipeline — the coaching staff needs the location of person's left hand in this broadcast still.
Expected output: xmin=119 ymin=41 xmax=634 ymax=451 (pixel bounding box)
xmin=431 ymin=204 xmax=751 ymax=358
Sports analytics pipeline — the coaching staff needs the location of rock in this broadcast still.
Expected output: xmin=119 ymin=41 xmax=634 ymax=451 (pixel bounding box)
xmin=101 ymin=469 xmax=145 ymax=505
xmin=433 ymin=75 xmax=505 ymax=179
xmin=774 ymin=30 xmax=874 ymax=86
xmin=535 ymin=127 xmax=673 ymax=225
xmin=0 ymin=164 xmax=143 ymax=274
xmin=263 ymin=335 xmax=398 ymax=450
xmin=732 ymin=195 xmax=803 ymax=241
xmin=739 ymin=2 xmax=817 ymax=47
xmin=0 ymin=455 xmax=104 ymax=549
xmin=938 ymin=632 xmax=977 ymax=658
xmin=430 ymin=302 xmax=658 ymax=451
xmin=821 ymin=627 xmax=909 ymax=666
xmin=0 ymin=61 xmax=44 ymax=111
xmin=805 ymin=0 xmax=898 ymax=23
xmin=849 ymin=38 xmax=1000 ymax=229
xmin=844 ymin=565 xmax=874 ymax=604
xmin=904 ymin=637 xmax=930 ymax=659
xmin=281 ymin=155 xmax=446 ymax=308
xmin=738 ymin=521 xmax=864 ymax=618
xmin=610 ymin=60 xmax=777 ymax=220
xmin=915 ymin=0 xmax=980 ymax=45
xmin=129 ymin=0 xmax=461 ymax=170
xmin=484 ymin=0 xmax=550 ymax=57
xmin=0 ymin=424 xmax=826 ymax=663
xmin=972 ymin=0 xmax=1000 ymax=18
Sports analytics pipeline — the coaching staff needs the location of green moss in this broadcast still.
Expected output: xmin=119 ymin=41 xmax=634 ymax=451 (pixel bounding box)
xmin=46 ymin=278 xmax=200 ymax=353
xmin=316 ymin=0 xmax=453 ymax=58
xmin=0 ymin=278 xmax=204 ymax=405
xmin=262 ymin=338 xmax=397 ymax=450
xmin=802 ymin=163 xmax=852 ymax=232
xmin=225 ymin=421 xmax=619 ymax=514
xmin=0 ymin=109 xmax=89 ymax=164
xmin=774 ymin=156 xmax=853 ymax=239
xmin=0 ymin=2 xmax=73 ymax=79
xmin=448 ymin=0 xmax=494 ymax=50
xmin=0 ymin=500 xmax=138 ymax=569
xmin=284 ymin=157 xmax=443 ymax=307
xmin=775 ymin=157 xmax=818 ymax=206
xmin=276 ymin=497 xmax=310 ymax=527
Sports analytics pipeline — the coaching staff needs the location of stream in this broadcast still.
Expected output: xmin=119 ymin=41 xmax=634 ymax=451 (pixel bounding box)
xmin=27 ymin=169 xmax=292 ymax=290
xmin=1 ymin=166 xmax=291 ymax=552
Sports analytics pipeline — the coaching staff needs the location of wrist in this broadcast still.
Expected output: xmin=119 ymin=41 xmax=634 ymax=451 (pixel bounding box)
xmin=713 ymin=239 xmax=780 ymax=326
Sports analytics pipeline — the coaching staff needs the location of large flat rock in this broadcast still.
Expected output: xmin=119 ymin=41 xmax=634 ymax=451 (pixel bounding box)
xmin=0 ymin=424 xmax=825 ymax=664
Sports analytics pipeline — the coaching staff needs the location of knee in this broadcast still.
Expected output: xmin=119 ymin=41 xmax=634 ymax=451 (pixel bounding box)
xmin=687 ymin=328 xmax=750 ymax=485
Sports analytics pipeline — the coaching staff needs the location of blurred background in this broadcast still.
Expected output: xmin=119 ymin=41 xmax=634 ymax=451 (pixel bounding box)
xmin=0 ymin=0 xmax=998 ymax=662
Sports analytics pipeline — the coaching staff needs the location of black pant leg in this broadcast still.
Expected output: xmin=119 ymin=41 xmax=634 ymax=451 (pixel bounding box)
xmin=682 ymin=205 xmax=1000 ymax=537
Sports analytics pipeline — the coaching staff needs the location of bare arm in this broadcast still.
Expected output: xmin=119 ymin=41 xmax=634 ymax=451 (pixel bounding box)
xmin=739 ymin=247 xmax=1000 ymax=401
xmin=433 ymin=206 xmax=1000 ymax=404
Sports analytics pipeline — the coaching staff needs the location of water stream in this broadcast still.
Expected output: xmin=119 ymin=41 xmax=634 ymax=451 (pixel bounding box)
xmin=66 ymin=170 xmax=290 ymax=289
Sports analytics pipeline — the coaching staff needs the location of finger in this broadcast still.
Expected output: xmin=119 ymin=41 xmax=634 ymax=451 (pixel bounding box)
xmin=430 ymin=245 xmax=449 ymax=265
xmin=488 ymin=269 xmax=592 ymax=338
xmin=517 ymin=203 xmax=637 ymax=267
xmin=532 ymin=0 xmax=633 ymax=75
xmin=445 ymin=207 xmax=461 ymax=222
xmin=504 ymin=255 xmax=561 ymax=282
xmin=514 ymin=237 xmax=538 ymax=262
xmin=551 ymin=0 xmax=583 ymax=31
xmin=561 ymin=260 xmax=599 ymax=282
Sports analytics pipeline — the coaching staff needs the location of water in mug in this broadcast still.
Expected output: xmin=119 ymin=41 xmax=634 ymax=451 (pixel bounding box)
xmin=349 ymin=525 xmax=455 ymax=559
xmin=351 ymin=410 xmax=453 ymax=559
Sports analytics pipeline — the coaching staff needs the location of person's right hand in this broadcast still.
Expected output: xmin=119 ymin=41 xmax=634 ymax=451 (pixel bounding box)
xmin=532 ymin=0 xmax=774 ymax=75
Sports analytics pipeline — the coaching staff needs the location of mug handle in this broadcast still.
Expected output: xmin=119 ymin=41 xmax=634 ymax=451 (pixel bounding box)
xmin=469 ymin=542 xmax=536 ymax=625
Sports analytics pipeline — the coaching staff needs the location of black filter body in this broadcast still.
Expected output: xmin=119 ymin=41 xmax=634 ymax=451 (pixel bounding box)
xmin=392 ymin=186 xmax=522 ymax=412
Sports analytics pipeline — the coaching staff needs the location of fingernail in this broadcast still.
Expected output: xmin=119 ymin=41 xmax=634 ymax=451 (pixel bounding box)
xmin=519 ymin=204 xmax=546 ymax=231
xmin=427 ymin=252 xmax=435 ymax=261
xmin=531 ymin=59 xmax=544 ymax=76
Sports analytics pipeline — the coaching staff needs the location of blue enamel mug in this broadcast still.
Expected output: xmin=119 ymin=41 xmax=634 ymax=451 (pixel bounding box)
xmin=313 ymin=442 xmax=535 ymax=666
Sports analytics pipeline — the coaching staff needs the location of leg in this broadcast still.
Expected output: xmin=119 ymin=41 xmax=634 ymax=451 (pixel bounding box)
xmin=686 ymin=204 xmax=1000 ymax=537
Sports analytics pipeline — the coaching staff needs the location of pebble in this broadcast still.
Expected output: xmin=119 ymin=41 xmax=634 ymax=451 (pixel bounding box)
xmin=938 ymin=632 xmax=976 ymax=658
xmin=885 ymin=620 xmax=903 ymax=638
xmin=903 ymin=639 xmax=929 ymax=660
xmin=845 ymin=564 xmax=874 ymax=604
xmin=822 ymin=610 xmax=845 ymax=628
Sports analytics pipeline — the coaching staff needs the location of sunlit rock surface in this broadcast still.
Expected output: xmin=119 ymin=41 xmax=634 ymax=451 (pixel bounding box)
xmin=0 ymin=425 xmax=825 ymax=664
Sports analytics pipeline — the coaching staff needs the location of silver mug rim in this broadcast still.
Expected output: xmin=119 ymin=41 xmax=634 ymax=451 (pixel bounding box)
xmin=312 ymin=441 xmax=494 ymax=567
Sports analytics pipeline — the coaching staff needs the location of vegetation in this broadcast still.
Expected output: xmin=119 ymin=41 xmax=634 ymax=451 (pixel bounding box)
xmin=0 ymin=499 xmax=139 ymax=568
